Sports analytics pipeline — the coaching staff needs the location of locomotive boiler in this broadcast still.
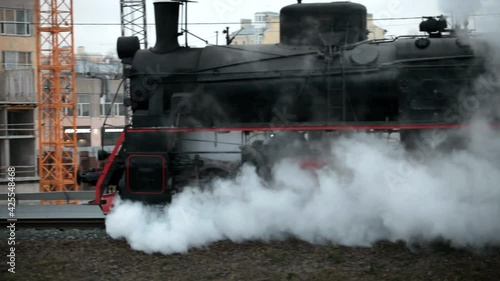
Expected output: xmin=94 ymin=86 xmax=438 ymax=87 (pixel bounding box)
xmin=83 ymin=1 xmax=498 ymax=208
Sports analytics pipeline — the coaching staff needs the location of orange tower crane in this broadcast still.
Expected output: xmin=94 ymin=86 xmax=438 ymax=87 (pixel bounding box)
xmin=36 ymin=0 xmax=79 ymax=197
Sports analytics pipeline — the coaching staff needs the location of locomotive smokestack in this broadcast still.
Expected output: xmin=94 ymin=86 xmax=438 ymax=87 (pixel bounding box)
xmin=152 ymin=1 xmax=181 ymax=53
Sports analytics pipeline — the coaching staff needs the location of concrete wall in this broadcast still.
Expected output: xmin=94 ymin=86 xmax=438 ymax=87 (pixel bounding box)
xmin=0 ymin=181 xmax=41 ymax=205
xmin=0 ymin=69 xmax=36 ymax=102
xmin=0 ymin=36 xmax=36 ymax=62
xmin=232 ymin=35 xmax=254 ymax=45
xmin=0 ymin=0 xmax=34 ymax=9
xmin=61 ymin=78 xmax=126 ymax=149
xmin=0 ymin=107 xmax=37 ymax=178
xmin=261 ymin=19 xmax=280 ymax=44
xmin=0 ymin=181 xmax=38 ymax=193
xmin=0 ymin=1 xmax=38 ymax=183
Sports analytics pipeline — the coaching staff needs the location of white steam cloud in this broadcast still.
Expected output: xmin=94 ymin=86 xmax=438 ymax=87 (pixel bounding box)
xmin=106 ymin=122 xmax=500 ymax=255
xmin=438 ymin=0 xmax=482 ymax=23
xmin=438 ymin=0 xmax=500 ymax=31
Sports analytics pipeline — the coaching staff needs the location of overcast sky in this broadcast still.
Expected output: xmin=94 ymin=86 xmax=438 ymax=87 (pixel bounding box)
xmin=73 ymin=0 xmax=486 ymax=54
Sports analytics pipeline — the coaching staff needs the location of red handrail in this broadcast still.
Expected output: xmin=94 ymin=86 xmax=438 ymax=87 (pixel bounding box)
xmin=93 ymin=131 xmax=126 ymax=204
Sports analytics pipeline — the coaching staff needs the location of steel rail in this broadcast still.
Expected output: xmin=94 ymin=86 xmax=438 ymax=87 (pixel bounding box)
xmin=1 ymin=218 xmax=105 ymax=229
xmin=0 ymin=191 xmax=96 ymax=202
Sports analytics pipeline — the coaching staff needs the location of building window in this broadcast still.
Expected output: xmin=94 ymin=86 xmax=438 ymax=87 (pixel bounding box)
xmin=102 ymin=132 xmax=122 ymax=146
xmin=77 ymin=94 xmax=90 ymax=117
xmin=2 ymin=51 xmax=31 ymax=70
xmin=77 ymin=132 xmax=91 ymax=147
xmin=0 ymin=9 xmax=31 ymax=36
xmin=100 ymin=103 xmax=112 ymax=117
xmin=114 ymin=103 xmax=125 ymax=116
xmin=101 ymin=103 xmax=125 ymax=117
xmin=62 ymin=94 xmax=90 ymax=117
xmin=255 ymin=15 xmax=266 ymax=22
xmin=63 ymin=127 xmax=91 ymax=147
xmin=100 ymin=96 xmax=125 ymax=117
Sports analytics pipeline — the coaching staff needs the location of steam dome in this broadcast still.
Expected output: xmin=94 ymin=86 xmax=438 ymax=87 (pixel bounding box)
xmin=280 ymin=2 xmax=368 ymax=46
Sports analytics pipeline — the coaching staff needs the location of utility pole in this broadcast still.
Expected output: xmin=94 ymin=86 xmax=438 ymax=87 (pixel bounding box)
xmin=223 ymin=27 xmax=230 ymax=45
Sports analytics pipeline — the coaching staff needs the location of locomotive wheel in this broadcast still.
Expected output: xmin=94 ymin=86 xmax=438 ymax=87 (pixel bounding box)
xmin=198 ymin=169 xmax=230 ymax=189
xmin=400 ymin=130 xmax=422 ymax=151
xmin=400 ymin=129 xmax=468 ymax=153
xmin=434 ymin=131 xmax=469 ymax=153
xmin=172 ymin=168 xmax=230 ymax=193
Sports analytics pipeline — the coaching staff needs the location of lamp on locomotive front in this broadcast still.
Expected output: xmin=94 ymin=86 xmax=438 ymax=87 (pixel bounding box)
xmin=280 ymin=2 xmax=369 ymax=46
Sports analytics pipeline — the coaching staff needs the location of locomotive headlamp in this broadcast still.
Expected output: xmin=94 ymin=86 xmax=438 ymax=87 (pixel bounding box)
xmin=117 ymin=36 xmax=140 ymax=59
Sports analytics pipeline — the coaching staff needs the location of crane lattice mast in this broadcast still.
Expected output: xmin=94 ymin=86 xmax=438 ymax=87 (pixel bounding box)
xmin=36 ymin=0 xmax=79 ymax=199
xmin=120 ymin=0 xmax=148 ymax=125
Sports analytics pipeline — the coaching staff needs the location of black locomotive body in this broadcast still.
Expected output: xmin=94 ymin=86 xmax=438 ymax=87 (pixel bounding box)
xmin=87 ymin=1 xmax=497 ymax=205
xmin=124 ymin=2 xmax=493 ymax=126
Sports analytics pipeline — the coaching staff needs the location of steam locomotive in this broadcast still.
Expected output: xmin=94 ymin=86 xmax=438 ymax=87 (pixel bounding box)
xmin=82 ymin=1 xmax=498 ymax=208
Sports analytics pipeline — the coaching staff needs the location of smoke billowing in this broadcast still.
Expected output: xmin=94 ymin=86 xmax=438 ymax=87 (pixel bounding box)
xmin=438 ymin=0 xmax=482 ymax=23
xmin=438 ymin=0 xmax=500 ymax=32
xmin=106 ymin=122 xmax=500 ymax=255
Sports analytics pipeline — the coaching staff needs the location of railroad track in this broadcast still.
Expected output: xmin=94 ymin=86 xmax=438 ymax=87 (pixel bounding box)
xmin=1 ymin=218 xmax=105 ymax=229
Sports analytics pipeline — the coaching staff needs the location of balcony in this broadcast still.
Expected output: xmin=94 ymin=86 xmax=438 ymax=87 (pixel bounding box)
xmin=0 ymin=69 xmax=36 ymax=104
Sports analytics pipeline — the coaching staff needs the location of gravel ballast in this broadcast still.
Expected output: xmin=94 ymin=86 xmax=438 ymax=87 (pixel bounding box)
xmin=1 ymin=229 xmax=499 ymax=281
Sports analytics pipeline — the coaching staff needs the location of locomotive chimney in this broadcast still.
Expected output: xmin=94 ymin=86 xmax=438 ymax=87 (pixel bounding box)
xmin=152 ymin=1 xmax=181 ymax=53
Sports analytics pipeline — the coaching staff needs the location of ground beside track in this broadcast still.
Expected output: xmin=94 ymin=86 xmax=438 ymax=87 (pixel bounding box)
xmin=1 ymin=232 xmax=499 ymax=281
